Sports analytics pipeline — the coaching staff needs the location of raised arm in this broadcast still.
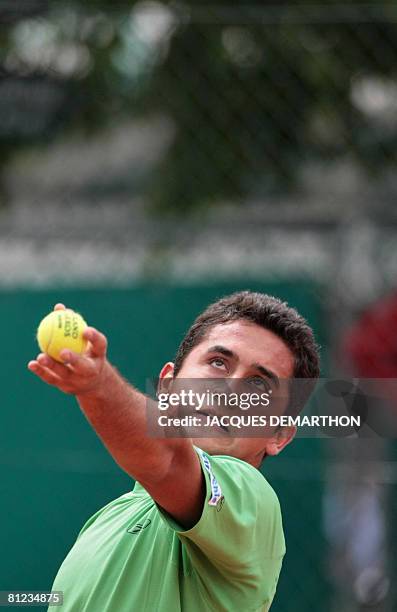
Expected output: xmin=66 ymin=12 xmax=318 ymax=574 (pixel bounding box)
xmin=28 ymin=304 xmax=204 ymax=528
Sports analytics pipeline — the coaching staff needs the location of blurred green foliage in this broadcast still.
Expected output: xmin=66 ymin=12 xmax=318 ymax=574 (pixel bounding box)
xmin=1 ymin=1 xmax=397 ymax=211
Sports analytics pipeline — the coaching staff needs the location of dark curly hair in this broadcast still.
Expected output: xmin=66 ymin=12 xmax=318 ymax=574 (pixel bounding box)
xmin=173 ymin=291 xmax=320 ymax=415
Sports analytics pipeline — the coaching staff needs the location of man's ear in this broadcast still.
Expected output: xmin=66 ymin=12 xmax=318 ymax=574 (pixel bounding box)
xmin=157 ymin=362 xmax=175 ymax=395
xmin=265 ymin=426 xmax=296 ymax=457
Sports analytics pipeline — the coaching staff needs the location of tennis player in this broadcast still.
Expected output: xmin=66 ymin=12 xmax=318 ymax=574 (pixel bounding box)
xmin=28 ymin=291 xmax=320 ymax=611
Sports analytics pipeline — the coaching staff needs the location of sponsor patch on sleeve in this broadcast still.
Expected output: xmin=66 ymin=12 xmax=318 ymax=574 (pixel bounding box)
xmin=198 ymin=449 xmax=223 ymax=507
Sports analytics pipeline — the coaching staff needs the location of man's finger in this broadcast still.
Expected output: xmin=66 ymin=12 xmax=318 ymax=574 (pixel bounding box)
xmin=37 ymin=353 xmax=72 ymax=379
xmin=59 ymin=350 xmax=96 ymax=377
xmin=83 ymin=327 xmax=108 ymax=358
xmin=28 ymin=361 xmax=63 ymax=387
xmin=54 ymin=303 xmax=66 ymax=311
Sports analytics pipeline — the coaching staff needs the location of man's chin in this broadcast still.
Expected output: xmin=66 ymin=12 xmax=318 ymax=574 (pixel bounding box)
xmin=193 ymin=437 xmax=236 ymax=455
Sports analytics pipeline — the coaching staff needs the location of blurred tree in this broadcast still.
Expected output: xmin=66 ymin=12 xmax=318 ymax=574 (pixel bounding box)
xmin=0 ymin=0 xmax=397 ymax=211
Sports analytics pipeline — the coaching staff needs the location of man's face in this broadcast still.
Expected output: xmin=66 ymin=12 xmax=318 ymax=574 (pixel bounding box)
xmin=160 ymin=320 xmax=295 ymax=467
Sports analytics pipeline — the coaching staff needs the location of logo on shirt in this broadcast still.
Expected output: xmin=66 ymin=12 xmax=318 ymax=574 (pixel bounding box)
xmin=127 ymin=519 xmax=152 ymax=534
xmin=198 ymin=449 xmax=223 ymax=507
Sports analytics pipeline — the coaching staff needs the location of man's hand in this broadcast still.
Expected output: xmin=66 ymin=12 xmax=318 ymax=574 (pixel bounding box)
xmin=28 ymin=303 xmax=109 ymax=397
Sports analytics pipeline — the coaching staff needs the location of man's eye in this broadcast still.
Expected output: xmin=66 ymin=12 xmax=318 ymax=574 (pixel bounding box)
xmin=210 ymin=358 xmax=227 ymax=370
xmin=248 ymin=377 xmax=269 ymax=390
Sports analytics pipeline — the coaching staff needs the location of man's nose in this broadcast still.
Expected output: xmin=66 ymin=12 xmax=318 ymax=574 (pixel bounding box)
xmin=225 ymin=375 xmax=246 ymax=395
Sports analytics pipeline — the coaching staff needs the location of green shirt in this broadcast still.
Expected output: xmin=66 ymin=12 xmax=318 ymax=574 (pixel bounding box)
xmin=51 ymin=448 xmax=285 ymax=611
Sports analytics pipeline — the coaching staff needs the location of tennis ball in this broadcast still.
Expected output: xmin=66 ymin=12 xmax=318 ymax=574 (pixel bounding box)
xmin=37 ymin=309 xmax=88 ymax=363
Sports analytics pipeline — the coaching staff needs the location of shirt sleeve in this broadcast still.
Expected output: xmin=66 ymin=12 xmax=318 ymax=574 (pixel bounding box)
xmin=158 ymin=447 xmax=286 ymax=606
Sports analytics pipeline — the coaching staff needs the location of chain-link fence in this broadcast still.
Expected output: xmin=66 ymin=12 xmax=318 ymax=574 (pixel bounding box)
xmin=0 ymin=3 xmax=396 ymax=294
xmin=1 ymin=3 xmax=397 ymax=611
